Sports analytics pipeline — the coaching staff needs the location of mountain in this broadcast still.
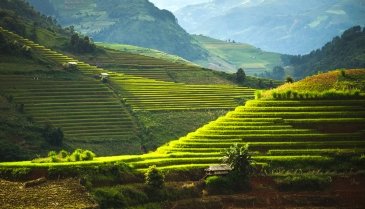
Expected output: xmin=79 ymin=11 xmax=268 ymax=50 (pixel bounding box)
xmin=27 ymin=0 xmax=207 ymax=61
xmin=288 ymin=26 xmax=365 ymax=78
xmin=175 ymin=0 xmax=365 ymax=55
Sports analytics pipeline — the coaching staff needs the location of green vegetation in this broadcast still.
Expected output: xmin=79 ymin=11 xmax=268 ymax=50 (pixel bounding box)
xmin=110 ymin=74 xmax=255 ymax=111
xmin=0 ymin=94 xmax=66 ymax=162
xmin=145 ymin=165 xmax=164 ymax=189
xmin=96 ymin=42 xmax=192 ymax=65
xmin=32 ymin=149 xmax=96 ymax=163
xmin=93 ymin=182 xmax=201 ymax=209
xmin=275 ymin=69 xmax=365 ymax=92
xmin=69 ymin=33 xmax=95 ymax=53
xmin=193 ymin=35 xmax=284 ymax=75
xmin=205 ymin=144 xmax=254 ymax=194
xmin=289 ymin=26 xmax=365 ymax=79
xmin=275 ymin=174 xmax=332 ymax=191
xmin=135 ymin=110 xmax=227 ymax=150
xmin=258 ymin=89 xmax=362 ymax=100
xmin=28 ymin=0 xmax=208 ymax=61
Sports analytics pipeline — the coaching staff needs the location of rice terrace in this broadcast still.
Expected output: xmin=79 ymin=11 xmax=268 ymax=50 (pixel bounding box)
xmin=0 ymin=0 xmax=365 ymax=208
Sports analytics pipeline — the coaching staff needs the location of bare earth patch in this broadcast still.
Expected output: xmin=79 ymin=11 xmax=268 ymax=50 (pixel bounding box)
xmin=0 ymin=178 xmax=97 ymax=209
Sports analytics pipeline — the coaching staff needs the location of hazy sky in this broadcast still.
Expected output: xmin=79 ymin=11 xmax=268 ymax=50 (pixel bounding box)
xmin=149 ymin=0 xmax=209 ymax=11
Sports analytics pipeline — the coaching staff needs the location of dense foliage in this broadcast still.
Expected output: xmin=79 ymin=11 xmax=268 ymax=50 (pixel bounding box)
xmin=69 ymin=33 xmax=95 ymax=53
xmin=144 ymin=165 xmax=164 ymax=189
xmin=0 ymin=95 xmax=63 ymax=162
xmin=27 ymin=0 xmax=208 ymax=61
xmin=32 ymin=149 xmax=96 ymax=163
xmin=290 ymin=26 xmax=365 ymax=78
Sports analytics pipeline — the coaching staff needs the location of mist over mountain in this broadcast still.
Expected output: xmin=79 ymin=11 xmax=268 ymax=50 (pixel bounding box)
xmin=27 ymin=0 xmax=207 ymax=61
xmin=175 ymin=0 xmax=365 ymax=55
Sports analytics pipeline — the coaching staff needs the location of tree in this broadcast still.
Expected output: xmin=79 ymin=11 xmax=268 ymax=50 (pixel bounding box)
xmin=236 ymin=68 xmax=246 ymax=83
xmin=272 ymin=66 xmax=285 ymax=80
xmin=222 ymin=144 xmax=254 ymax=190
xmin=286 ymin=76 xmax=294 ymax=83
xmin=43 ymin=123 xmax=63 ymax=146
xmin=145 ymin=165 xmax=164 ymax=189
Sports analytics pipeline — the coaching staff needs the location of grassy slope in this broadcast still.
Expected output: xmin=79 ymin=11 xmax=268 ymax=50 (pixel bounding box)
xmin=0 ymin=27 xmax=142 ymax=156
xmin=276 ymin=69 xmax=365 ymax=92
xmin=29 ymin=0 xmax=208 ymax=61
xmin=3 ymin=69 xmax=364 ymax=170
xmin=0 ymin=25 xmax=259 ymax=157
xmin=96 ymin=42 xmax=194 ymax=66
xmin=136 ymin=110 xmax=228 ymax=150
xmin=193 ymin=35 xmax=284 ymax=75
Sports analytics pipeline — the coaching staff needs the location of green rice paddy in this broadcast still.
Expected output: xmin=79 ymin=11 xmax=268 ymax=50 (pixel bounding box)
xmin=1 ymin=27 xmax=364 ymax=172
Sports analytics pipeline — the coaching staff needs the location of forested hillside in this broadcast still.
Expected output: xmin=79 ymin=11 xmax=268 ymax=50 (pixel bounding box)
xmin=27 ymin=0 xmax=208 ymax=61
xmin=290 ymin=26 xmax=365 ymax=78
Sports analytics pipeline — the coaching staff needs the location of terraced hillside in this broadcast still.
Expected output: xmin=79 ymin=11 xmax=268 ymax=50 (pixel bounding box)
xmin=0 ymin=27 xmax=141 ymax=154
xmin=126 ymin=98 xmax=365 ymax=170
xmin=0 ymin=26 xmax=258 ymax=153
xmin=193 ymin=35 xmax=284 ymax=75
xmin=110 ymin=74 xmax=255 ymax=111
xmin=0 ymin=75 xmax=136 ymax=141
xmin=75 ymin=50 xmax=235 ymax=84
xmin=0 ymin=27 xmax=255 ymax=111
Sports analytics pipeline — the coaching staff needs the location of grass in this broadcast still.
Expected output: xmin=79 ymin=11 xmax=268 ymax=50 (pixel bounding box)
xmin=96 ymin=42 xmax=193 ymax=65
xmin=193 ymin=35 xmax=283 ymax=74
xmin=276 ymin=69 xmax=365 ymax=92
xmin=1 ymin=28 xmax=365 ymax=175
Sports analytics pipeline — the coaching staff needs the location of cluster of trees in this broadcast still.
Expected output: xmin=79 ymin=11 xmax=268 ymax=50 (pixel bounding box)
xmin=0 ymin=33 xmax=32 ymax=57
xmin=43 ymin=123 xmax=64 ymax=146
xmin=69 ymin=33 xmax=96 ymax=53
xmin=236 ymin=68 xmax=246 ymax=83
xmin=290 ymin=26 xmax=365 ymax=78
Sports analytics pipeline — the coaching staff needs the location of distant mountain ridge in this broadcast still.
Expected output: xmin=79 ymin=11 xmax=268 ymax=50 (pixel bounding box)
xmin=175 ymin=0 xmax=365 ymax=55
xmin=27 ymin=0 xmax=207 ymax=61
xmin=289 ymin=25 xmax=365 ymax=78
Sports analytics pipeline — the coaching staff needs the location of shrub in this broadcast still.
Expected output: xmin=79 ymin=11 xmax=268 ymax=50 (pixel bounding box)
xmin=205 ymin=175 xmax=231 ymax=194
xmin=33 ymin=149 xmax=96 ymax=163
xmin=145 ymin=165 xmax=164 ymax=189
xmin=222 ymin=144 xmax=254 ymax=191
xmin=81 ymin=150 xmax=96 ymax=161
xmin=71 ymin=151 xmax=81 ymax=162
xmin=43 ymin=124 xmax=63 ymax=146
xmin=340 ymin=69 xmax=346 ymax=77
xmin=255 ymin=90 xmax=262 ymax=99
xmin=286 ymin=76 xmax=294 ymax=83
xmin=275 ymin=174 xmax=332 ymax=191
xmin=59 ymin=150 xmax=69 ymax=159
xmin=48 ymin=151 xmax=57 ymax=157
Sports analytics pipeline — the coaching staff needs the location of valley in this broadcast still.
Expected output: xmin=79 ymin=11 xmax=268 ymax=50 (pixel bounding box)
xmin=0 ymin=1 xmax=364 ymax=209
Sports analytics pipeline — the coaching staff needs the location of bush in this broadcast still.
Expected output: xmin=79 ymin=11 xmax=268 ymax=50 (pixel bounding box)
xmin=59 ymin=150 xmax=69 ymax=159
xmin=43 ymin=124 xmax=63 ymax=146
xmin=205 ymin=175 xmax=231 ymax=194
xmin=81 ymin=150 xmax=96 ymax=161
xmin=222 ymin=144 xmax=254 ymax=190
xmin=48 ymin=151 xmax=57 ymax=157
xmin=275 ymin=174 xmax=332 ymax=191
xmin=33 ymin=149 xmax=96 ymax=163
xmin=145 ymin=165 xmax=164 ymax=189
xmin=286 ymin=76 xmax=294 ymax=83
